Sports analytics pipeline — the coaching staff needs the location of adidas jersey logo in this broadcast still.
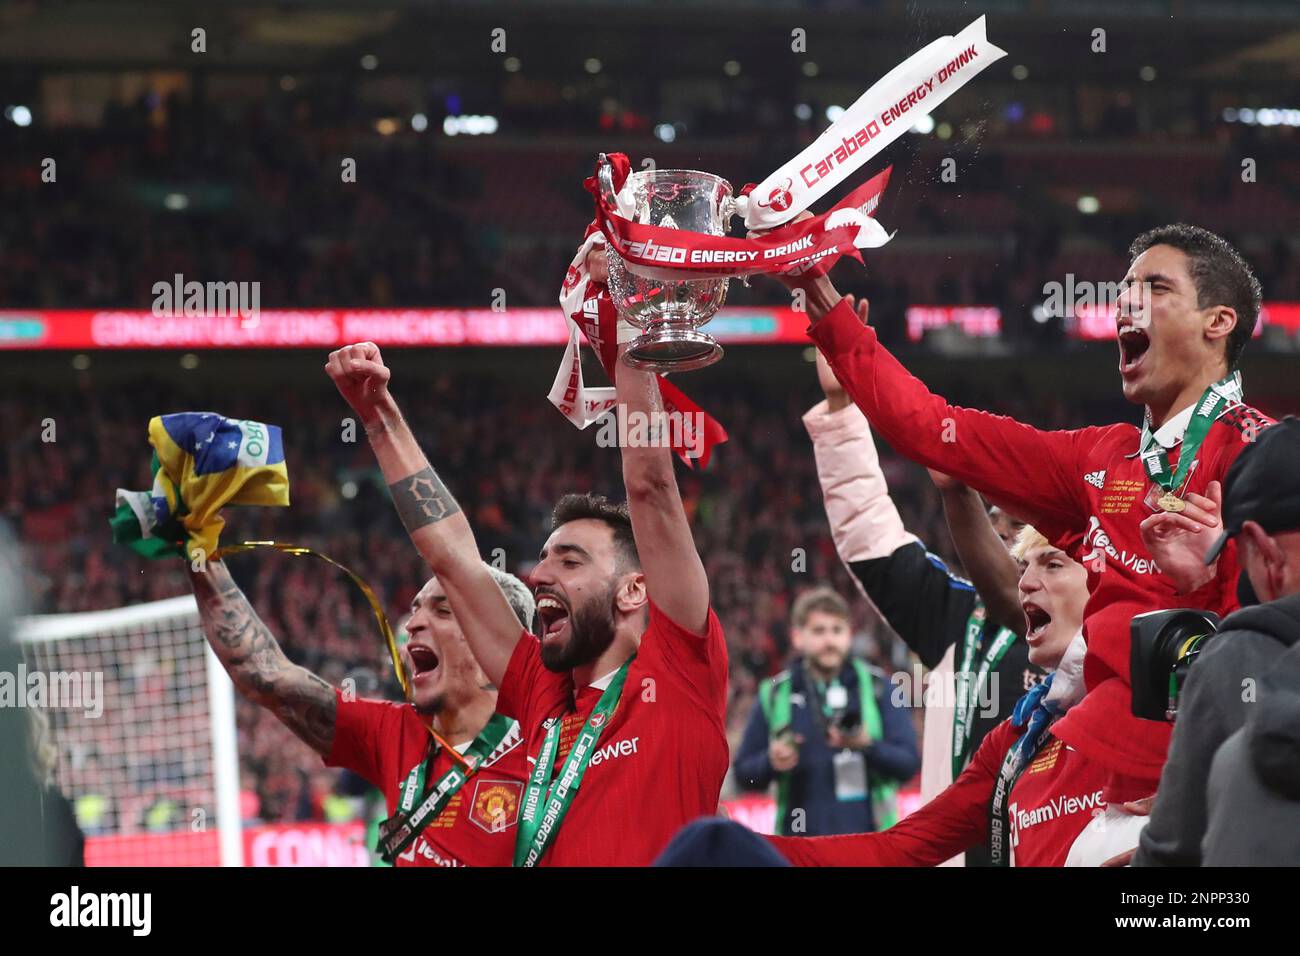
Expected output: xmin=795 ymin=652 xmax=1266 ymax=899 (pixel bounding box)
xmin=1083 ymin=470 xmax=1106 ymax=489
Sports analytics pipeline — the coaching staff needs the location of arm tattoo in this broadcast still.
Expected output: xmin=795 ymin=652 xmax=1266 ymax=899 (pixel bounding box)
xmin=189 ymin=561 xmax=336 ymax=755
xmin=389 ymin=466 xmax=462 ymax=533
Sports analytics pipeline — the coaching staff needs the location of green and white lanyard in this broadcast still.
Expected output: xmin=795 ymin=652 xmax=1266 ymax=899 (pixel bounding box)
xmin=758 ymin=659 xmax=897 ymax=833
xmin=513 ymin=656 xmax=633 ymax=867
xmin=376 ymin=713 xmax=516 ymax=864
xmin=1138 ymin=371 xmax=1242 ymax=498
xmin=987 ymin=713 xmax=1057 ymax=867
xmin=951 ymin=608 xmax=1019 ymax=780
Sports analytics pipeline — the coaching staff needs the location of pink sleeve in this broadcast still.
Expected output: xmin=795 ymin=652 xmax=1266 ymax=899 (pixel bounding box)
xmin=803 ymin=398 xmax=917 ymax=563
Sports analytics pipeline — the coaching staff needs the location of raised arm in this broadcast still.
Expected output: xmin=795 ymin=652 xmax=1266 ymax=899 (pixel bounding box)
xmin=325 ymin=343 xmax=523 ymax=686
xmin=929 ymin=472 xmax=1026 ymax=638
xmin=613 ymin=352 xmax=710 ymax=635
xmin=187 ymin=560 xmax=335 ymax=756
xmin=804 ymin=322 xmax=978 ymax=668
xmin=786 ymin=268 xmax=1094 ymax=543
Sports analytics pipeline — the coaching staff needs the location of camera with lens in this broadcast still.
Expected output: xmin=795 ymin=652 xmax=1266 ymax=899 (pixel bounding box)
xmin=1129 ymin=609 xmax=1221 ymax=722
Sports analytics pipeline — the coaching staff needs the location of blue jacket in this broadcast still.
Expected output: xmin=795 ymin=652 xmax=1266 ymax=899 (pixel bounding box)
xmin=734 ymin=657 xmax=920 ymax=836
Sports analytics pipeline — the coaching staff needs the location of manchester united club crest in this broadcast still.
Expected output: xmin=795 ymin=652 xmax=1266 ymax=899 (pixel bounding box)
xmin=470 ymin=779 xmax=522 ymax=834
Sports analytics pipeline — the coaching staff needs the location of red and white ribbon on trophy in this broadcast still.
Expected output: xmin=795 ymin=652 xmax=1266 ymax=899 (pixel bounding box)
xmin=552 ymin=216 xmax=729 ymax=467
xmin=550 ymin=15 xmax=1005 ymax=459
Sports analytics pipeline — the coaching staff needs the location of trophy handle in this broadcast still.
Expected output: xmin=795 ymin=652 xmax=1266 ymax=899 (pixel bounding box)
xmin=597 ymin=153 xmax=619 ymax=209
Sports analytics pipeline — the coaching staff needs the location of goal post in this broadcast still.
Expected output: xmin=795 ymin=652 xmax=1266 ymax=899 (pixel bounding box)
xmin=15 ymin=594 xmax=242 ymax=866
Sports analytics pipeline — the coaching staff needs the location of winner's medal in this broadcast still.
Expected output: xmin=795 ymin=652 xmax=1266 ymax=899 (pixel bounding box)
xmin=1139 ymin=372 xmax=1243 ymax=513
xmin=1157 ymin=493 xmax=1186 ymax=513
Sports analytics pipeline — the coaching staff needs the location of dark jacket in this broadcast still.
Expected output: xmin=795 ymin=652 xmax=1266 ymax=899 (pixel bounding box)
xmin=1135 ymin=590 xmax=1300 ymax=867
xmin=1202 ymin=634 xmax=1300 ymax=865
xmin=849 ymin=541 xmax=1044 ymax=741
xmin=734 ymin=657 xmax=920 ymax=837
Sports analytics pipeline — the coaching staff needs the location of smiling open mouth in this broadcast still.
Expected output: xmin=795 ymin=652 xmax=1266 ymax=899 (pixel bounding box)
xmin=407 ymin=643 xmax=440 ymax=679
xmin=1118 ymin=327 xmax=1150 ymax=373
xmin=1023 ymin=601 xmax=1052 ymax=641
xmin=536 ymin=594 xmax=571 ymax=637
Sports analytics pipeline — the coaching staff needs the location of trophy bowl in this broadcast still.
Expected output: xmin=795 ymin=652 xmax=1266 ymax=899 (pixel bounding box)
xmin=600 ymin=161 xmax=734 ymax=373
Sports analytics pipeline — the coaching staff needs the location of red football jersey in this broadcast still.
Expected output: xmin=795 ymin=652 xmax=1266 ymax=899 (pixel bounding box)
xmin=497 ymin=601 xmax=729 ymax=866
xmin=325 ymin=690 xmax=527 ymax=867
xmin=810 ymin=299 xmax=1273 ymax=782
xmin=768 ymin=717 xmax=1108 ymax=867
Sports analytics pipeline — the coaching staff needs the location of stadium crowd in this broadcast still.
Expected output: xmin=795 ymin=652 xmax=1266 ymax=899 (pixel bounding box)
xmin=3 ymin=87 xmax=1299 ymax=335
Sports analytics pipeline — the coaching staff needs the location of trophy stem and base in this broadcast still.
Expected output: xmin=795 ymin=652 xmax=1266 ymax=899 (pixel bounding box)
xmin=622 ymin=322 xmax=724 ymax=373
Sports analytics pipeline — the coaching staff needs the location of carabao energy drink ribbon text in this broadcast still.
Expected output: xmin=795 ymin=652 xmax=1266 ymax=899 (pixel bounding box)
xmin=594 ymin=15 xmax=1004 ymax=281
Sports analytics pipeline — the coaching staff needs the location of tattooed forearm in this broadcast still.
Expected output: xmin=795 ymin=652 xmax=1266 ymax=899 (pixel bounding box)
xmin=389 ymin=466 xmax=462 ymax=534
xmin=187 ymin=560 xmax=336 ymax=755
xmin=362 ymin=397 xmax=404 ymax=440
xmin=266 ymin=670 xmax=337 ymax=756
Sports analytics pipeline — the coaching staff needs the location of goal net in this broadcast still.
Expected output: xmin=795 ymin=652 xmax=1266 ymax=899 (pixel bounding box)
xmin=15 ymin=595 xmax=241 ymax=866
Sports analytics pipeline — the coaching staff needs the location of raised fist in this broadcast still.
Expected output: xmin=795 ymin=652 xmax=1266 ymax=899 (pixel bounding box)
xmin=325 ymin=342 xmax=392 ymax=424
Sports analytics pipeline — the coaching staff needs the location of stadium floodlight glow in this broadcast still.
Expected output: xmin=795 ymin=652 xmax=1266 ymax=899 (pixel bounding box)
xmin=1031 ymin=302 xmax=1050 ymax=324
xmin=825 ymin=104 xmax=845 ymax=122
xmin=279 ymin=76 xmax=297 ymax=92
xmin=341 ymin=480 xmax=359 ymax=500
xmin=794 ymin=103 xmax=813 ymax=121
xmin=360 ymin=54 xmax=378 ymax=71
xmin=654 ymin=123 xmax=677 ymax=143
xmin=71 ymin=353 xmax=91 ymax=370
xmin=8 ymin=104 xmax=32 ymax=127
xmin=504 ymin=56 xmax=521 ymax=72
xmin=724 ymin=60 xmax=741 ymax=77
xmin=584 ymin=57 xmax=602 ymax=74
xmin=1011 ymin=64 xmax=1029 ymax=81
xmin=374 ymin=117 xmax=400 ymax=136
xmin=442 ymin=114 xmax=499 ymax=136
xmin=937 ymin=121 xmax=953 ymax=140
xmin=411 ymin=112 xmax=428 ymax=132
xmin=163 ymin=192 xmax=190 ymax=211
xmin=802 ymin=61 xmax=819 ymax=77
xmin=1140 ymin=66 xmax=1156 ymax=82
xmin=180 ymin=353 xmax=199 ymax=370
xmin=911 ymin=114 xmax=936 ymax=135
xmin=1077 ymin=195 xmax=1100 ymax=214
xmin=1238 ymin=108 xmax=1300 ymax=128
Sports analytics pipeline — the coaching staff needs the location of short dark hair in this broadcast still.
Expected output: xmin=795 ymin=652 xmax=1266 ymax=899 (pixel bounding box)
xmin=550 ymin=493 xmax=640 ymax=571
xmin=1128 ymin=224 xmax=1262 ymax=371
xmin=791 ymin=586 xmax=850 ymax=629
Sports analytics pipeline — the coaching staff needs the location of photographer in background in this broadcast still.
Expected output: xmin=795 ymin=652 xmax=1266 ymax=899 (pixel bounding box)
xmin=734 ymin=588 xmax=919 ymax=837
xmin=1134 ymin=417 xmax=1300 ymax=866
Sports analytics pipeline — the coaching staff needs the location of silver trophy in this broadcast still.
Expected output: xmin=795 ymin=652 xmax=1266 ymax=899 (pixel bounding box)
xmin=598 ymin=155 xmax=735 ymax=372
